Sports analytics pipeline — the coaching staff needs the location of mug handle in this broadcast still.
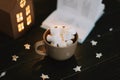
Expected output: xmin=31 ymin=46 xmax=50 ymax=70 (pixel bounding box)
xmin=35 ymin=40 xmax=46 ymax=55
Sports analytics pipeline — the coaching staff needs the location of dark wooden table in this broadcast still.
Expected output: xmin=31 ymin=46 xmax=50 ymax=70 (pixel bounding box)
xmin=0 ymin=0 xmax=120 ymax=80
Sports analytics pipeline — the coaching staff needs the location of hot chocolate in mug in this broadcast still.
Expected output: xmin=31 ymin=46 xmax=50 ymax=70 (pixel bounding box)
xmin=35 ymin=29 xmax=78 ymax=61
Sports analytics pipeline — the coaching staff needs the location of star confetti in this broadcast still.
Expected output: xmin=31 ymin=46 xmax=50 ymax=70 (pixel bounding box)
xmin=24 ymin=43 xmax=31 ymax=50
xmin=96 ymin=53 xmax=102 ymax=58
xmin=97 ymin=34 xmax=101 ymax=37
xmin=12 ymin=55 xmax=19 ymax=61
xmin=73 ymin=66 xmax=81 ymax=72
xmin=0 ymin=71 xmax=6 ymax=78
xmin=40 ymin=73 xmax=49 ymax=80
xmin=90 ymin=40 xmax=98 ymax=46
xmin=109 ymin=28 xmax=113 ymax=31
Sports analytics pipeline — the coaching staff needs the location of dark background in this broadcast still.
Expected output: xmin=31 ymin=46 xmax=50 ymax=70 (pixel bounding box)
xmin=0 ymin=0 xmax=120 ymax=80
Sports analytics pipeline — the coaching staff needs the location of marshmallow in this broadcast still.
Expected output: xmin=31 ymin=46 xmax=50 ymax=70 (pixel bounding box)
xmin=46 ymin=26 xmax=76 ymax=47
xmin=66 ymin=40 xmax=73 ymax=46
xmin=50 ymin=26 xmax=61 ymax=35
xmin=50 ymin=42 xmax=57 ymax=47
xmin=46 ymin=35 xmax=52 ymax=42
xmin=63 ymin=33 xmax=75 ymax=41
xmin=58 ymin=41 xmax=67 ymax=47
xmin=47 ymin=35 xmax=61 ymax=47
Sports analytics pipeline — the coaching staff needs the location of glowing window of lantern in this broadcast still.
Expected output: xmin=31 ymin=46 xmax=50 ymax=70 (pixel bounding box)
xmin=18 ymin=22 xmax=24 ymax=32
xmin=16 ymin=12 xmax=23 ymax=23
xmin=26 ymin=5 xmax=30 ymax=16
xmin=27 ymin=15 xmax=32 ymax=25
xmin=20 ymin=0 xmax=26 ymax=8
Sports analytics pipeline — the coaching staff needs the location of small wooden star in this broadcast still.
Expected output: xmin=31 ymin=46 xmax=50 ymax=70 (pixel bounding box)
xmin=12 ymin=55 xmax=19 ymax=61
xmin=96 ymin=53 xmax=102 ymax=58
xmin=73 ymin=66 xmax=81 ymax=72
xmin=90 ymin=40 xmax=98 ymax=46
xmin=97 ymin=34 xmax=101 ymax=37
xmin=24 ymin=43 xmax=31 ymax=50
xmin=40 ymin=73 xmax=49 ymax=80
xmin=0 ymin=71 xmax=6 ymax=78
xmin=109 ymin=28 xmax=113 ymax=31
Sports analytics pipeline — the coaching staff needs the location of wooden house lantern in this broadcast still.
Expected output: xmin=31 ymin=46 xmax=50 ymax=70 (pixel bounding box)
xmin=0 ymin=0 xmax=34 ymax=38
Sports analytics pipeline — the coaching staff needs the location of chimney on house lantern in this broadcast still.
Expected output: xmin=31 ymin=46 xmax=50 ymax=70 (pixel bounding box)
xmin=0 ymin=0 xmax=34 ymax=38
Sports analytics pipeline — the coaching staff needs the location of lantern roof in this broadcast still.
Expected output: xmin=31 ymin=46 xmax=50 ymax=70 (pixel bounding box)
xmin=0 ymin=0 xmax=18 ymax=13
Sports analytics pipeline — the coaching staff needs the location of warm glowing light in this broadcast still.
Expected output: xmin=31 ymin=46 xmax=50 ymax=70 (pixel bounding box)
xmin=16 ymin=12 xmax=23 ymax=23
xmin=18 ymin=22 xmax=24 ymax=32
xmin=20 ymin=0 xmax=26 ymax=8
xmin=27 ymin=15 xmax=32 ymax=25
xmin=26 ymin=5 xmax=30 ymax=16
